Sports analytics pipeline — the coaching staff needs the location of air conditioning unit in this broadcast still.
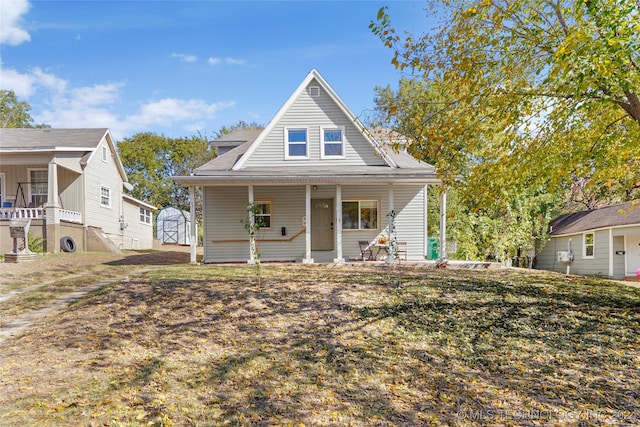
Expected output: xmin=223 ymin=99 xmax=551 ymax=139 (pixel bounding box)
xmin=557 ymin=251 xmax=574 ymax=262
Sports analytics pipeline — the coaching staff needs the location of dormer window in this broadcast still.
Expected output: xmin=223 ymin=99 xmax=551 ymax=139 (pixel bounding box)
xmin=321 ymin=126 xmax=345 ymax=158
xmin=285 ymin=127 xmax=308 ymax=159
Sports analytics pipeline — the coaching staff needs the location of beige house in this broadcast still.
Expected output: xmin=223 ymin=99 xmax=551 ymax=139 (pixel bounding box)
xmin=174 ymin=69 xmax=444 ymax=264
xmin=0 ymin=128 xmax=155 ymax=253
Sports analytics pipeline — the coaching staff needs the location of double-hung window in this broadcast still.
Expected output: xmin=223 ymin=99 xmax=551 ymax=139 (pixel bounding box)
xmin=100 ymin=185 xmax=111 ymax=208
xmin=321 ymin=126 xmax=345 ymax=158
xmin=29 ymin=169 xmax=48 ymax=206
xmin=285 ymin=128 xmax=308 ymax=159
xmin=140 ymin=207 xmax=152 ymax=224
xmin=583 ymin=232 xmax=594 ymax=258
xmin=255 ymin=201 xmax=271 ymax=229
xmin=342 ymin=200 xmax=378 ymax=230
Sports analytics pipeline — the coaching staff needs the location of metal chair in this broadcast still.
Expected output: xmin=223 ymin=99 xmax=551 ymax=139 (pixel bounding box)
xmin=359 ymin=240 xmax=374 ymax=261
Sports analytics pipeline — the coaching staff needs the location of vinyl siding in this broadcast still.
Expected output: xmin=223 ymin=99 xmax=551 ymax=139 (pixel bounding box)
xmin=121 ymin=199 xmax=154 ymax=250
xmin=243 ymin=79 xmax=386 ymax=168
xmin=537 ymin=230 xmax=611 ymax=276
xmin=58 ymin=167 xmax=83 ymax=213
xmin=203 ymin=184 xmax=427 ymax=263
xmin=83 ymin=137 xmax=123 ymax=241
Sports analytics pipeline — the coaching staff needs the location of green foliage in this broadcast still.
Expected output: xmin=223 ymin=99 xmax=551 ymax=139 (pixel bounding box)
xmin=27 ymin=232 xmax=45 ymax=253
xmin=214 ymin=120 xmax=264 ymax=138
xmin=0 ymin=90 xmax=49 ymax=128
xmin=117 ymin=132 xmax=216 ymax=218
xmin=371 ymin=0 xmax=640 ymax=206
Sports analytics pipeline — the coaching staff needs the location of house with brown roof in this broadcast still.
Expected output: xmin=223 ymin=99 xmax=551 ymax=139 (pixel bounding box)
xmin=535 ymin=201 xmax=640 ymax=279
xmin=0 ymin=128 xmax=156 ymax=254
xmin=174 ymin=69 xmax=442 ymax=263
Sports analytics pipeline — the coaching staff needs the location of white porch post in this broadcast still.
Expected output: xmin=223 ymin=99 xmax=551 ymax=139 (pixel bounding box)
xmin=45 ymin=160 xmax=61 ymax=253
xmin=386 ymin=184 xmax=397 ymax=264
xmin=45 ymin=160 xmax=60 ymax=223
xmin=424 ymin=184 xmax=429 ymax=259
xmin=334 ymin=184 xmax=343 ymax=264
xmin=247 ymin=185 xmax=255 ymax=264
xmin=608 ymin=228 xmax=613 ymax=278
xmin=189 ymin=186 xmax=197 ymax=265
xmin=439 ymin=190 xmax=447 ymax=262
xmin=303 ymin=184 xmax=313 ymax=263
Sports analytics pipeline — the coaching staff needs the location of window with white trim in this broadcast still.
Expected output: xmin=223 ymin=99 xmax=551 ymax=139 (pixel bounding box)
xmin=254 ymin=201 xmax=271 ymax=229
xmin=139 ymin=207 xmax=152 ymax=224
xmin=342 ymin=200 xmax=378 ymax=230
xmin=29 ymin=169 xmax=48 ymax=206
xmin=583 ymin=232 xmax=594 ymax=258
xmin=100 ymin=185 xmax=111 ymax=208
xmin=285 ymin=128 xmax=308 ymax=159
xmin=321 ymin=126 xmax=345 ymax=158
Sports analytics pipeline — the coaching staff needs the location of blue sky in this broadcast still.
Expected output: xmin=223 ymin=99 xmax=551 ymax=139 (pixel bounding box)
xmin=1 ymin=0 xmax=432 ymax=141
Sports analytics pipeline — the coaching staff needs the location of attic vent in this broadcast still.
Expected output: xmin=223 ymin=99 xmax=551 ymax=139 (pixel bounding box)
xmin=309 ymin=86 xmax=320 ymax=97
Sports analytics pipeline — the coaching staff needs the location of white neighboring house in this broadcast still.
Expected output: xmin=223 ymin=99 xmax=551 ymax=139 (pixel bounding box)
xmin=536 ymin=201 xmax=640 ymax=279
xmin=156 ymin=206 xmax=193 ymax=245
xmin=0 ymin=128 xmax=156 ymax=253
xmin=174 ymin=69 xmax=443 ymax=263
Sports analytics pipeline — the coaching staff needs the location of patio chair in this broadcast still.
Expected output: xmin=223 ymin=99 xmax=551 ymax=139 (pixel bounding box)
xmin=397 ymin=241 xmax=407 ymax=261
xmin=359 ymin=240 xmax=374 ymax=261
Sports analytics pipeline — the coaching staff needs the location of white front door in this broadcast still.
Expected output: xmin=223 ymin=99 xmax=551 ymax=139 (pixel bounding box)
xmin=627 ymin=235 xmax=640 ymax=276
xmin=311 ymin=199 xmax=333 ymax=251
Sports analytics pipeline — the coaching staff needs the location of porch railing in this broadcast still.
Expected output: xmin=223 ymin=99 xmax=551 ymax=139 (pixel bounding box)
xmin=0 ymin=208 xmax=83 ymax=224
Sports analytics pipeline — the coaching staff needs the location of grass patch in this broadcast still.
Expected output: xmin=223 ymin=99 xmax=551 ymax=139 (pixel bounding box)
xmin=0 ymin=265 xmax=638 ymax=426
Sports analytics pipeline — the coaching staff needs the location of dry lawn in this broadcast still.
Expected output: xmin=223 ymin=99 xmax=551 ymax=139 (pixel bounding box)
xmin=0 ymin=257 xmax=639 ymax=426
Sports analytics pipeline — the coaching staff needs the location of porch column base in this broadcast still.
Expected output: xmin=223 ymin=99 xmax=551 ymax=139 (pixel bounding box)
xmin=333 ymin=257 xmax=345 ymax=264
xmin=302 ymin=258 xmax=314 ymax=264
xmin=46 ymin=223 xmax=61 ymax=253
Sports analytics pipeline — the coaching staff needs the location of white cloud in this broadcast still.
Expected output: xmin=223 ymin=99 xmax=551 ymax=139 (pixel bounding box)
xmin=0 ymin=63 xmax=66 ymax=97
xmin=170 ymin=52 xmax=197 ymax=63
xmin=0 ymin=64 xmax=233 ymax=139
xmin=0 ymin=0 xmax=31 ymax=45
xmin=208 ymin=56 xmax=245 ymax=65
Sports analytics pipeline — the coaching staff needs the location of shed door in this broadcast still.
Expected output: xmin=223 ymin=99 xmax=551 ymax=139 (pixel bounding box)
xmin=311 ymin=199 xmax=333 ymax=251
xmin=163 ymin=219 xmax=179 ymax=243
xmin=627 ymin=235 xmax=640 ymax=276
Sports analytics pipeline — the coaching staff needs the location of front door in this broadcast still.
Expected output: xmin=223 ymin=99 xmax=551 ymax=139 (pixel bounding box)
xmin=627 ymin=235 xmax=640 ymax=276
xmin=311 ymin=199 xmax=333 ymax=251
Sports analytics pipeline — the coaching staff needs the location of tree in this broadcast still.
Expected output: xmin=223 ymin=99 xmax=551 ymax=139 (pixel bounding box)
xmin=0 ymin=90 xmax=49 ymax=128
xmin=117 ymin=132 xmax=216 ymax=218
xmin=214 ymin=120 xmax=264 ymax=138
xmin=371 ymin=0 xmax=640 ymax=207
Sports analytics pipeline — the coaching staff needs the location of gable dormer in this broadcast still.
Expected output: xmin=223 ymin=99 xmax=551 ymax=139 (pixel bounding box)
xmin=233 ymin=70 xmax=393 ymax=170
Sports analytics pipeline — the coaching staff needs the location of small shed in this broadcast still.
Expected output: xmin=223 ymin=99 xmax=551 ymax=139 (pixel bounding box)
xmin=156 ymin=207 xmax=192 ymax=245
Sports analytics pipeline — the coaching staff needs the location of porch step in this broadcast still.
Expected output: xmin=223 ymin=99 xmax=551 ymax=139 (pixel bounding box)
xmin=86 ymin=226 xmax=122 ymax=254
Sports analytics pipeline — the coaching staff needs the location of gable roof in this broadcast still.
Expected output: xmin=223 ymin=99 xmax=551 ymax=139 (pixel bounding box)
xmin=549 ymin=201 xmax=640 ymax=235
xmin=232 ymin=69 xmax=397 ymax=171
xmin=0 ymin=128 xmax=127 ymax=182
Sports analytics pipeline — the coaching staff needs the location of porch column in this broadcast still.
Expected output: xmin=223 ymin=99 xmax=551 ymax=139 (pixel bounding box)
xmin=334 ymin=184 xmax=344 ymax=263
xmin=189 ymin=186 xmax=197 ymax=265
xmin=247 ymin=185 xmax=256 ymax=264
xmin=45 ymin=160 xmax=60 ymax=253
xmin=439 ymin=190 xmax=447 ymax=262
xmin=608 ymin=228 xmax=613 ymax=278
xmin=303 ymin=184 xmax=313 ymax=263
xmin=386 ymin=184 xmax=397 ymax=264
xmin=423 ymin=184 xmax=429 ymax=259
